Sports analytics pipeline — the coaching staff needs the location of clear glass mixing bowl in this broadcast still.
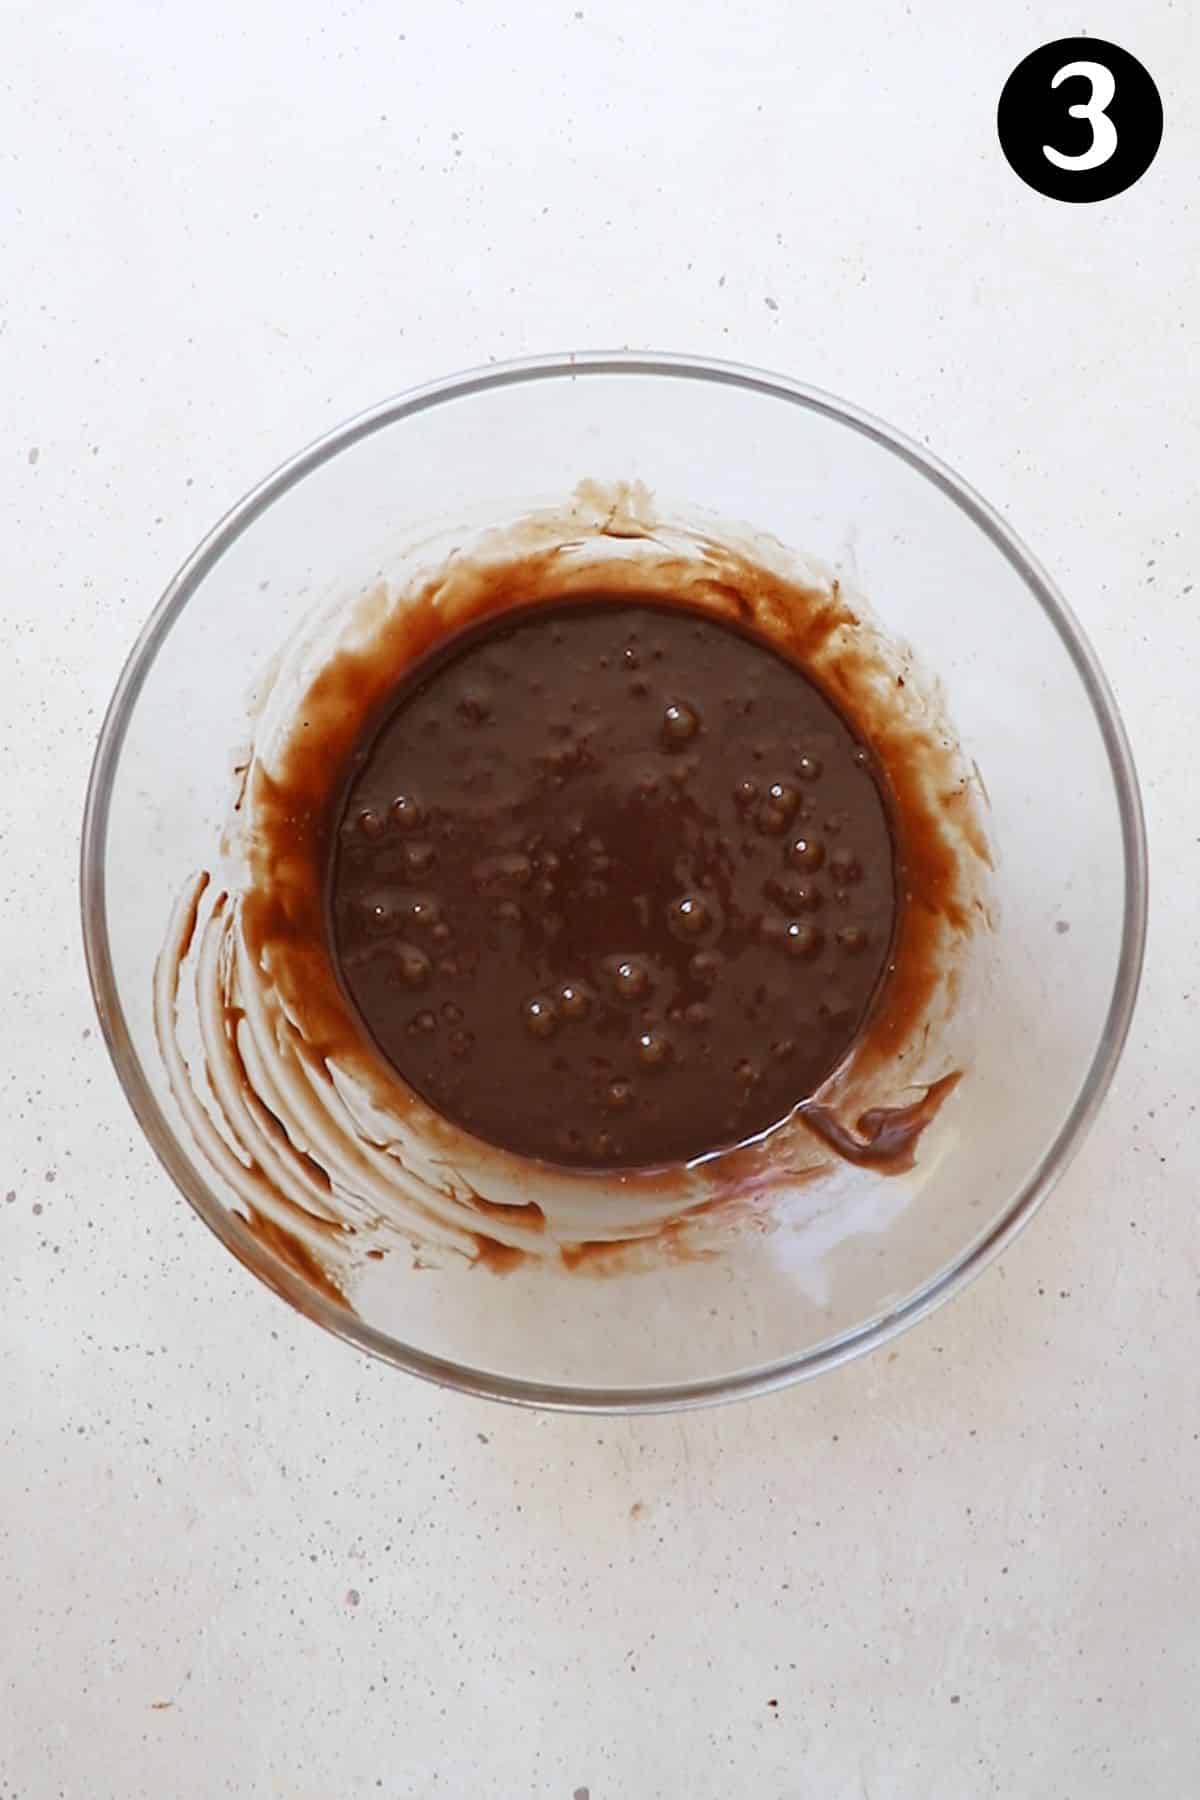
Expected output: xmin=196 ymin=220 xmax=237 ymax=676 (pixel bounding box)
xmin=81 ymin=353 xmax=1147 ymax=1410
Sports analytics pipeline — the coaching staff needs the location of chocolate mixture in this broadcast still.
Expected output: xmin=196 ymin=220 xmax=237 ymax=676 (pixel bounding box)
xmin=327 ymin=600 xmax=898 ymax=1170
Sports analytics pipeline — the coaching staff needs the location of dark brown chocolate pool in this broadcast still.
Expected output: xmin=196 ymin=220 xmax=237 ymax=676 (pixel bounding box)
xmin=327 ymin=599 xmax=898 ymax=1170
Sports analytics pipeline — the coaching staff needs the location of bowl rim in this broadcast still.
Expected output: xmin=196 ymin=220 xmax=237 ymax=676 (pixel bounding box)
xmin=80 ymin=349 xmax=1149 ymax=1413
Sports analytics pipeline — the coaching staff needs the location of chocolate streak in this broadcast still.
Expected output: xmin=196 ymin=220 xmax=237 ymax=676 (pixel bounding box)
xmin=798 ymin=1071 xmax=963 ymax=1172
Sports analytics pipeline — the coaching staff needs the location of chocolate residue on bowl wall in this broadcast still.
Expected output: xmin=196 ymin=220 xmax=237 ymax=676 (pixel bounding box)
xmin=154 ymin=481 xmax=992 ymax=1302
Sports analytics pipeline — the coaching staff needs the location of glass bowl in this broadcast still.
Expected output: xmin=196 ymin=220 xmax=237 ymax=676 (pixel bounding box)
xmin=81 ymin=352 xmax=1147 ymax=1411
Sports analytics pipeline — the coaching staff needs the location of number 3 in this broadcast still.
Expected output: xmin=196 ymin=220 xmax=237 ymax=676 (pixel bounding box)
xmin=1043 ymin=60 xmax=1119 ymax=170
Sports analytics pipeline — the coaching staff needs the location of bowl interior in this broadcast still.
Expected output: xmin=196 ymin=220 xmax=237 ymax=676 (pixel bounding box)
xmin=83 ymin=356 xmax=1145 ymax=1408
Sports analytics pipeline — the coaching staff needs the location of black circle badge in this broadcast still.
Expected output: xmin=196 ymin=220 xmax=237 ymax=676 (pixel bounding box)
xmin=998 ymin=38 xmax=1163 ymax=202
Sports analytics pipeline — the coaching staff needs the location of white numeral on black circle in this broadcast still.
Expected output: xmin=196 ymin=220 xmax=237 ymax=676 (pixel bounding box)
xmin=1043 ymin=60 xmax=1119 ymax=171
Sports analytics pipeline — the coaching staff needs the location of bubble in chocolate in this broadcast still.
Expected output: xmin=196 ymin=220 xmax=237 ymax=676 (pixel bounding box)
xmin=783 ymin=921 xmax=822 ymax=958
xmin=829 ymin=847 xmax=863 ymax=884
xmin=558 ymin=981 xmax=592 ymax=1021
xmin=797 ymin=755 xmax=823 ymax=782
xmin=457 ymin=688 xmax=490 ymax=725
xmin=771 ymin=1037 xmax=795 ymax=1061
xmin=662 ymin=700 xmax=700 ymax=746
xmin=610 ymin=957 xmax=649 ymax=1000
xmin=688 ymin=949 xmax=722 ymax=986
xmin=767 ymin=781 xmax=799 ymax=817
xmin=357 ymin=807 xmax=385 ymax=839
xmin=758 ymin=802 xmax=792 ymax=837
xmin=788 ymin=835 xmax=825 ymax=871
xmin=494 ymin=899 xmax=522 ymax=924
xmin=442 ymin=1001 xmax=464 ymax=1024
xmin=407 ymin=895 xmax=441 ymax=930
xmin=403 ymin=841 xmax=436 ymax=879
xmin=363 ymin=897 xmax=399 ymax=933
xmin=391 ymin=794 xmax=423 ymax=832
xmin=394 ymin=944 xmax=431 ymax=987
xmin=637 ymin=1029 xmax=672 ymax=1069
xmin=412 ymin=1009 xmax=437 ymax=1034
xmin=733 ymin=778 xmax=758 ymax=809
xmin=669 ymin=895 xmax=710 ymax=937
xmin=607 ymin=1078 xmax=634 ymax=1111
xmin=522 ymin=995 xmax=558 ymax=1038
xmin=473 ymin=851 xmax=532 ymax=893
xmin=767 ymin=875 xmax=822 ymax=913
xmin=836 ymin=925 xmax=868 ymax=954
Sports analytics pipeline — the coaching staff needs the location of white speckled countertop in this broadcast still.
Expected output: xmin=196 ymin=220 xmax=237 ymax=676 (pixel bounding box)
xmin=2 ymin=2 xmax=1196 ymax=1793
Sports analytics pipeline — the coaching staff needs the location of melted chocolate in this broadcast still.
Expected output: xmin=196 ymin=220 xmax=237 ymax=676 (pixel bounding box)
xmin=327 ymin=600 xmax=898 ymax=1170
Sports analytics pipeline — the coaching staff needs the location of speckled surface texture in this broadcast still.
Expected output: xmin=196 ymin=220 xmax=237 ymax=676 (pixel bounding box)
xmin=2 ymin=1 xmax=1196 ymax=1793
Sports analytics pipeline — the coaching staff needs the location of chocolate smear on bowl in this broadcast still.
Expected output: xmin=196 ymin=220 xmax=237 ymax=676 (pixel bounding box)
xmin=155 ymin=483 xmax=992 ymax=1291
